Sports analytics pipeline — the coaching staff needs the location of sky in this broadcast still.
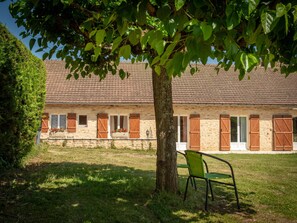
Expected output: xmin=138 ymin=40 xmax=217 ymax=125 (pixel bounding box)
xmin=0 ymin=1 xmax=45 ymax=58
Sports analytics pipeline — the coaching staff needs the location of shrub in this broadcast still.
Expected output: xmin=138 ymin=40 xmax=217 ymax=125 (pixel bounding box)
xmin=0 ymin=24 xmax=46 ymax=169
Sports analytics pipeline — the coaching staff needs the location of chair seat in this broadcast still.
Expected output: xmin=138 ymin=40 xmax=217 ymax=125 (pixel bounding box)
xmin=205 ymin=172 xmax=231 ymax=179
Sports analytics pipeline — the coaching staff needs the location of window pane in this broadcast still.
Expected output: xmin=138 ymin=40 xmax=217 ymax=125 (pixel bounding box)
xmin=180 ymin=116 xmax=187 ymax=142
xmin=240 ymin=117 xmax=247 ymax=142
xmin=110 ymin=116 xmax=117 ymax=131
xmin=231 ymin=117 xmax=238 ymax=142
xmin=60 ymin=115 xmax=66 ymax=129
xmin=51 ymin=115 xmax=58 ymax=128
xmin=120 ymin=116 xmax=128 ymax=131
xmin=79 ymin=115 xmax=87 ymax=125
xmin=293 ymin=117 xmax=297 ymax=142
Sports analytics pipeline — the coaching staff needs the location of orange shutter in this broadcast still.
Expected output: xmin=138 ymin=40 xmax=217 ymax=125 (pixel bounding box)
xmin=129 ymin=114 xmax=140 ymax=138
xmin=41 ymin=113 xmax=49 ymax=133
xmin=67 ymin=113 xmax=76 ymax=133
xmin=273 ymin=115 xmax=293 ymax=151
xmin=220 ymin=114 xmax=230 ymax=151
xmin=249 ymin=115 xmax=260 ymax=151
xmin=189 ymin=114 xmax=200 ymax=151
xmin=97 ymin=113 xmax=108 ymax=138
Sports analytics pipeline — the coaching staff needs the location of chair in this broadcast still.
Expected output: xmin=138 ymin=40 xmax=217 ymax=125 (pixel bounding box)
xmin=183 ymin=150 xmax=240 ymax=211
xmin=177 ymin=151 xmax=196 ymax=190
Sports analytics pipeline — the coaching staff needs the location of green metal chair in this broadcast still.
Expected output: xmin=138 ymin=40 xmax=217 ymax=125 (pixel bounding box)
xmin=183 ymin=150 xmax=240 ymax=211
xmin=177 ymin=151 xmax=196 ymax=190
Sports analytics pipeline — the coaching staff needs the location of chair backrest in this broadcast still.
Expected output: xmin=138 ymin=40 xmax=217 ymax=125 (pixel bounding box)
xmin=185 ymin=150 xmax=205 ymax=178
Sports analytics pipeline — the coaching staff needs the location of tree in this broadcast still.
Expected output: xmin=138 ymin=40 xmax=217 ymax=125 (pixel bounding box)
xmin=0 ymin=24 xmax=46 ymax=169
xmin=10 ymin=0 xmax=297 ymax=192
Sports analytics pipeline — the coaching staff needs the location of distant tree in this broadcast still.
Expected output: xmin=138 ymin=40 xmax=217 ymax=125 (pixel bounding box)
xmin=0 ymin=24 xmax=46 ymax=169
xmin=10 ymin=0 xmax=297 ymax=192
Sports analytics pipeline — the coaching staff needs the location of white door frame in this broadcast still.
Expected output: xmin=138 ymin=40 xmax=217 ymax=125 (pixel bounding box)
xmin=231 ymin=116 xmax=247 ymax=151
xmin=175 ymin=115 xmax=188 ymax=151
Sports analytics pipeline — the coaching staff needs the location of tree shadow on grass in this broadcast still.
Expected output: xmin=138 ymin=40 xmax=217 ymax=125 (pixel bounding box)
xmin=0 ymin=162 xmax=256 ymax=223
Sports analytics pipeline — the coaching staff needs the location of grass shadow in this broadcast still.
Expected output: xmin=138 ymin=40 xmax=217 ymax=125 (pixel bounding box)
xmin=1 ymin=162 xmax=256 ymax=223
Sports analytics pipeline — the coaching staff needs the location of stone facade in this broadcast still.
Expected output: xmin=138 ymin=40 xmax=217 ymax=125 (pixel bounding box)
xmin=41 ymin=104 xmax=297 ymax=151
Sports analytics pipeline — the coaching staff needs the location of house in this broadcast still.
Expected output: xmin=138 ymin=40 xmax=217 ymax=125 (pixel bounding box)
xmin=41 ymin=60 xmax=297 ymax=152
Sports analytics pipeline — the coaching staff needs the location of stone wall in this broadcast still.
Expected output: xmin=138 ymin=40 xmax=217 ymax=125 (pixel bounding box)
xmin=41 ymin=104 xmax=297 ymax=151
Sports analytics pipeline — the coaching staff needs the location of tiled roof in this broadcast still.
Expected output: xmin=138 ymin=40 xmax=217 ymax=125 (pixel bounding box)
xmin=45 ymin=60 xmax=297 ymax=106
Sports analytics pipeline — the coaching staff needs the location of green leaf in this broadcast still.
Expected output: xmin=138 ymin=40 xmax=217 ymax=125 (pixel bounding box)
xmin=154 ymin=40 xmax=165 ymax=56
xmin=190 ymin=67 xmax=195 ymax=75
xmin=200 ymin=22 xmax=212 ymax=41
xmin=29 ymin=38 xmax=36 ymax=50
xmin=119 ymin=45 xmax=131 ymax=60
xmin=42 ymin=52 xmax=49 ymax=60
xmin=128 ymin=29 xmax=141 ymax=46
xmin=151 ymin=56 xmax=160 ymax=66
xmin=111 ymin=36 xmax=122 ymax=52
xmin=95 ymin=29 xmax=106 ymax=45
xmin=261 ymin=11 xmax=274 ymax=34
xmin=85 ymin=42 xmax=94 ymax=51
xmin=227 ymin=11 xmax=240 ymax=30
xmin=175 ymin=0 xmax=185 ymax=11
xmin=240 ymin=53 xmax=259 ymax=72
xmin=154 ymin=65 xmax=161 ymax=75
xmin=89 ymin=29 xmax=97 ymax=38
xmin=248 ymin=0 xmax=259 ymax=15
xmin=293 ymin=6 xmax=297 ymax=22
xmin=276 ymin=3 xmax=286 ymax=18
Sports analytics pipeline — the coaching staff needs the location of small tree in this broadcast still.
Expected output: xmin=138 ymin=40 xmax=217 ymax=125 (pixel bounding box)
xmin=10 ymin=0 xmax=297 ymax=192
xmin=0 ymin=24 xmax=46 ymax=169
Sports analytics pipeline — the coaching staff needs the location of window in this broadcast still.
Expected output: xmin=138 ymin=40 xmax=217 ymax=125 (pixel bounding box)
xmin=231 ymin=116 xmax=247 ymax=150
xmin=51 ymin=114 xmax=66 ymax=129
xmin=78 ymin=115 xmax=87 ymax=126
xmin=110 ymin=115 xmax=128 ymax=132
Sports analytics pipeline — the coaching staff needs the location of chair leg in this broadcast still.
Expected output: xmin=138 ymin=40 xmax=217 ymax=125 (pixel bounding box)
xmin=183 ymin=176 xmax=191 ymax=202
xmin=209 ymin=181 xmax=214 ymax=201
xmin=205 ymin=179 xmax=209 ymax=211
xmin=232 ymin=177 xmax=240 ymax=209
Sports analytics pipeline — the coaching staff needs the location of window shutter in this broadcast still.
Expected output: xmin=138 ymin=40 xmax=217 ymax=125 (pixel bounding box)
xmin=249 ymin=115 xmax=260 ymax=151
xmin=97 ymin=113 xmax=108 ymax=138
xmin=41 ymin=113 xmax=49 ymax=133
xmin=273 ymin=115 xmax=293 ymax=151
xmin=129 ymin=114 xmax=140 ymax=138
xmin=220 ymin=114 xmax=230 ymax=151
xmin=67 ymin=113 xmax=76 ymax=133
xmin=189 ymin=114 xmax=200 ymax=151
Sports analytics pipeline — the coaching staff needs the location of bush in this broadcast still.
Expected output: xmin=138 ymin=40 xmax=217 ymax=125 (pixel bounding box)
xmin=0 ymin=24 xmax=46 ymax=169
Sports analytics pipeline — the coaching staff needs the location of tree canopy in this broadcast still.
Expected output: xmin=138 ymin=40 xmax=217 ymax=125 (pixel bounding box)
xmin=10 ymin=0 xmax=297 ymax=79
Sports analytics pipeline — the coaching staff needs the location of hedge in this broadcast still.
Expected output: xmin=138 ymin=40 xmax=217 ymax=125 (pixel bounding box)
xmin=0 ymin=24 xmax=46 ymax=169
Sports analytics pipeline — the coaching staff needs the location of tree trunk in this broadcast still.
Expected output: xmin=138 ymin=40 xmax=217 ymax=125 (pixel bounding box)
xmin=152 ymin=67 xmax=178 ymax=193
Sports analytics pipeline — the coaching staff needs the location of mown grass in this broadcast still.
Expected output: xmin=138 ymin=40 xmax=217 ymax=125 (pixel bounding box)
xmin=1 ymin=145 xmax=297 ymax=223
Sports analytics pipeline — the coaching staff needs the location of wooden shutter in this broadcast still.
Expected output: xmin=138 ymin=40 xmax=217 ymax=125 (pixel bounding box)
xmin=97 ymin=113 xmax=108 ymax=138
xmin=41 ymin=113 xmax=49 ymax=133
xmin=189 ymin=114 xmax=200 ymax=151
xmin=249 ymin=115 xmax=260 ymax=151
xmin=67 ymin=113 xmax=76 ymax=133
xmin=220 ymin=115 xmax=230 ymax=151
xmin=129 ymin=114 xmax=140 ymax=138
xmin=273 ymin=115 xmax=293 ymax=151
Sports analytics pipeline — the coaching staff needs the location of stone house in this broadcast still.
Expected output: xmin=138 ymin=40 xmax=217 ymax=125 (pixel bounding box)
xmin=41 ymin=60 xmax=297 ymax=151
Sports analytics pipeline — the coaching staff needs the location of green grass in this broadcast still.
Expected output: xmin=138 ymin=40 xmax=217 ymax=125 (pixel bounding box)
xmin=1 ymin=145 xmax=297 ymax=223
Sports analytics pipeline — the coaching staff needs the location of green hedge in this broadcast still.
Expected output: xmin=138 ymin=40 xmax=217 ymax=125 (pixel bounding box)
xmin=0 ymin=24 xmax=46 ymax=169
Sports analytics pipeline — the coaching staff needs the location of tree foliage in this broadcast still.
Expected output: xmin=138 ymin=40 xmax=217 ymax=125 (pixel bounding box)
xmin=10 ymin=0 xmax=297 ymax=79
xmin=0 ymin=24 xmax=46 ymax=169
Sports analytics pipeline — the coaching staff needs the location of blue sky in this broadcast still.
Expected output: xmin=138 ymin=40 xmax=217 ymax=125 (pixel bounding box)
xmin=0 ymin=1 xmax=45 ymax=58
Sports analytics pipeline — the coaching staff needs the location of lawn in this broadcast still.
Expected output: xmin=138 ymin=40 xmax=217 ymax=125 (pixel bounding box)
xmin=1 ymin=145 xmax=297 ymax=223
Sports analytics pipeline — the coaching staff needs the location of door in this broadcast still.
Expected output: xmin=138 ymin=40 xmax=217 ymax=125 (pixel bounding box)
xmin=230 ymin=116 xmax=247 ymax=150
xmin=293 ymin=117 xmax=297 ymax=150
xmin=174 ymin=116 xmax=188 ymax=151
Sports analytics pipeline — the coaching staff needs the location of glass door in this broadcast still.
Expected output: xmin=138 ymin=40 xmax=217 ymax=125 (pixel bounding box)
xmin=231 ymin=116 xmax=247 ymax=150
xmin=174 ymin=116 xmax=188 ymax=151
